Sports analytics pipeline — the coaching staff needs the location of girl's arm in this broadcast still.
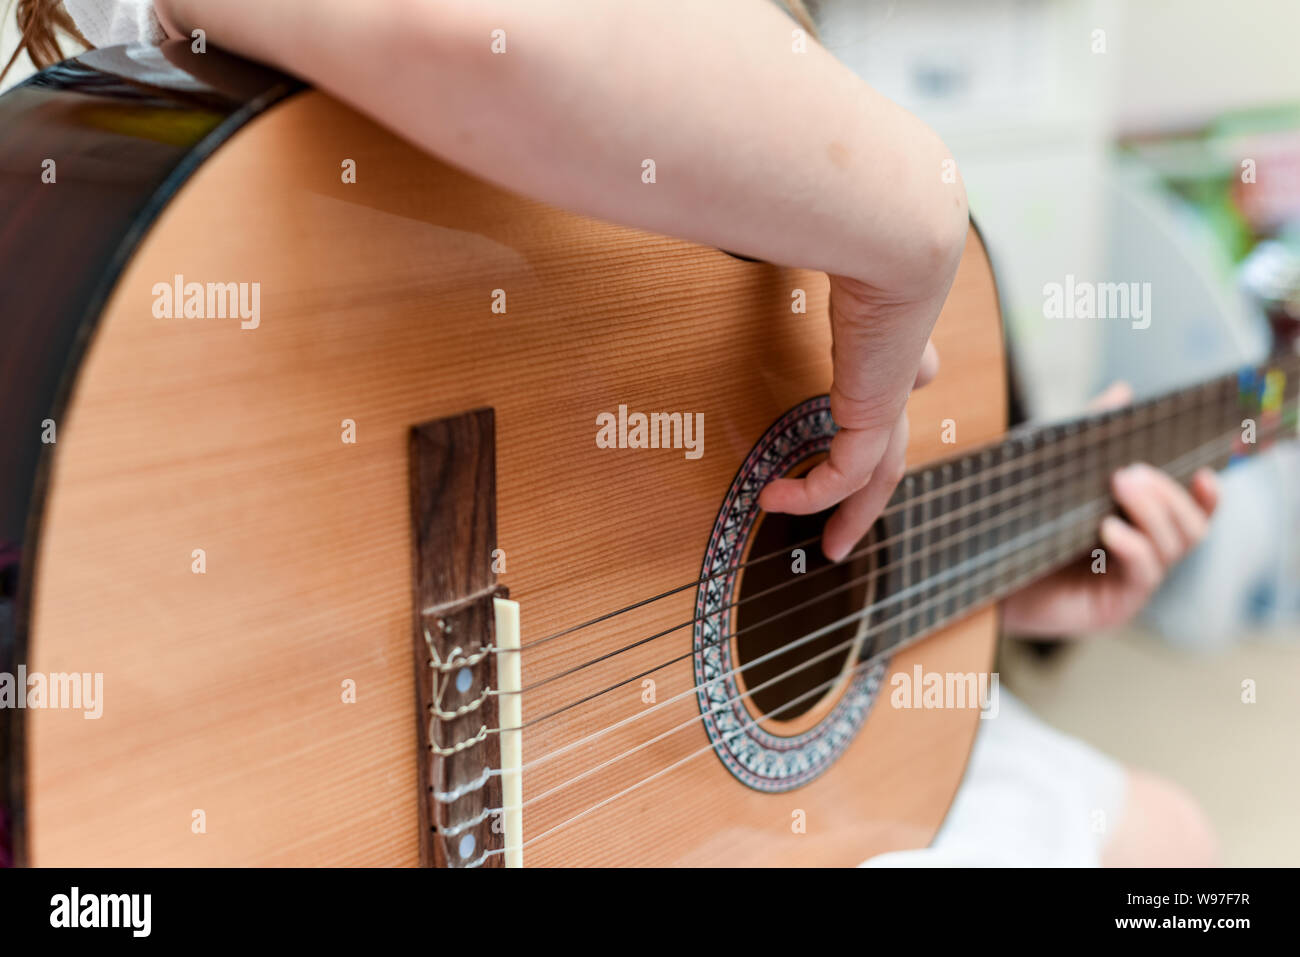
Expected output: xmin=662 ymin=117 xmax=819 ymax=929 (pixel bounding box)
xmin=156 ymin=0 xmax=969 ymax=559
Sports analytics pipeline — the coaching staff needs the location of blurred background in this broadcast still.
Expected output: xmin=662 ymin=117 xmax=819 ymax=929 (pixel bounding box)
xmin=812 ymin=0 xmax=1300 ymax=865
xmin=4 ymin=1 xmax=1298 ymax=864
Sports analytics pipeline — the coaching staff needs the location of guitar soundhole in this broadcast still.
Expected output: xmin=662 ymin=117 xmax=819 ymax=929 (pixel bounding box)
xmin=692 ymin=394 xmax=888 ymax=792
xmin=734 ymin=509 xmax=877 ymax=726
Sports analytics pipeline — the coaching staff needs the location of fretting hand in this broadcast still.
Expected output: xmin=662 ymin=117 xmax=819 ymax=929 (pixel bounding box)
xmin=1001 ymin=383 xmax=1220 ymax=635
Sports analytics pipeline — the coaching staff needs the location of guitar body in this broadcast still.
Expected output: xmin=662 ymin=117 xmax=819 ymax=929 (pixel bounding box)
xmin=2 ymin=48 xmax=1005 ymax=866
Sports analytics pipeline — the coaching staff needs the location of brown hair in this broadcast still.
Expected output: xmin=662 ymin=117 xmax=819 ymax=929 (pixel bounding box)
xmin=1 ymin=0 xmax=87 ymax=83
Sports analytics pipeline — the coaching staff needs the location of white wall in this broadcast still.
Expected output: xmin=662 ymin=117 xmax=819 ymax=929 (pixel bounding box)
xmin=820 ymin=0 xmax=1121 ymax=416
xmin=820 ymin=0 xmax=1295 ymax=416
xmin=1113 ymin=0 xmax=1300 ymax=134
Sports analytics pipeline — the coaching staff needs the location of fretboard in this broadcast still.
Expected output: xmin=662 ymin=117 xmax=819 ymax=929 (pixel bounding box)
xmin=871 ymin=352 xmax=1300 ymax=656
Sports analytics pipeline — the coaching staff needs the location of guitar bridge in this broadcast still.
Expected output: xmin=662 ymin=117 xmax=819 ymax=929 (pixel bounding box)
xmin=409 ymin=409 xmax=521 ymax=867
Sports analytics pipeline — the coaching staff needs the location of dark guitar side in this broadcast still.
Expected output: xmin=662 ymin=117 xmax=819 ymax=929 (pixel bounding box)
xmin=0 ymin=43 xmax=299 ymax=867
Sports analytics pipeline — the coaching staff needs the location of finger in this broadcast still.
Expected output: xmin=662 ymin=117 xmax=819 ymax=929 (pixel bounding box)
xmin=1190 ymin=468 xmax=1220 ymax=516
xmin=913 ymin=341 xmax=940 ymax=391
xmin=1086 ymin=381 xmax=1134 ymax=412
xmin=1141 ymin=466 xmax=1212 ymax=550
xmin=758 ymin=424 xmax=891 ymax=516
xmin=1099 ymin=514 xmax=1163 ymax=594
xmin=821 ymin=411 xmax=909 ymax=561
xmin=1119 ymin=463 xmax=1210 ymax=553
xmin=1111 ymin=464 xmax=1183 ymax=566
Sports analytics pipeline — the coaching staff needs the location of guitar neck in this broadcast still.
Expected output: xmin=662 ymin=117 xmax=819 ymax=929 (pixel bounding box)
xmin=875 ymin=353 xmax=1300 ymax=654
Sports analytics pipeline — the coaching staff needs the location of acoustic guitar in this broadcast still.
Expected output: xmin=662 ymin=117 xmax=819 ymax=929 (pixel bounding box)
xmin=1 ymin=44 xmax=1295 ymax=867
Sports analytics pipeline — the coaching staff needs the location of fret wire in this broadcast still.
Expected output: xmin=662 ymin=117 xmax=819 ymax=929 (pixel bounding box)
xmin=889 ymin=413 xmax=1250 ymax=641
xmin=983 ymin=432 xmax=1227 ymax=614
xmin=991 ymin=440 xmax=1011 ymax=598
xmin=1110 ymin=404 xmax=1129 ymax=483
xmin=1123 ymin=401 xmax=1138 ymax=473
xmin=977 ymin=448 xmax=995 ymax=609
xmin=895 ymin=473 xmax=917 ymax=657
xmin=1008 ymin=434 xmax=1029 ymax=582
xmin=995 ymin=438 xmax=1014 ymax=594
xmin=1173 ymin=390 xmax=1185 ymax=463
xmin=1083 ymin=411 xmax=1100 ymax=567
xmin=886 ymin=368 xmax=1243 ymax=521
xmin=1054 ymin=423 xmax=1087 ymax=572
xmin=1208 ymin=378 xmax=1222 ymax=454
xmin=1004 ymin=435 xmax=1026 ymax=592
xmin=1026 ymin=433 xmax=1042 ymax=584
xmin=920 ymin=470 xmax=936 ymax=631
xmin=1195 ymin=383 xmax=1210 ymax=458
xmin=960 ymin=457 xmax=977 ymax=610
xmin=956 ymin=461 xmax=969 ymax=618
xmin=1056 ymin=424 xmax=1076 ymax=560
xmin=1155 ymin=393 xmax=1172 ymax=466
xmin=1213 ymin=376 xmax=1230 ymax=463
xmin=939 ymin=462 xmax=956 ymax=622
xmin=1015 ymin=433 xmax=1037 ymax=585
xmin=1046 ymin=430 xmax=1061 ymax=540
xmin=1200 ymin=380 xmax=1214 ymax=447
xmin=1070 ymin=422 xmax=1092 ymax=558
xmin=1152 ymin=395 xmax=1167 ymax=466
xmin=887 ymin=426 xmax=1242 ymax=653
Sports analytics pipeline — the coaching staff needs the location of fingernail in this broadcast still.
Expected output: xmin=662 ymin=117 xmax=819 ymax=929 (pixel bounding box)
xmin=1114 ymin=463 xmax=1144 ymax=487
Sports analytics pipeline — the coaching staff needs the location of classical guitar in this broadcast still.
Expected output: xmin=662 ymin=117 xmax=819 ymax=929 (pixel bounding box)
xmin=1 ymin=45 xmax=1296 ymax=867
